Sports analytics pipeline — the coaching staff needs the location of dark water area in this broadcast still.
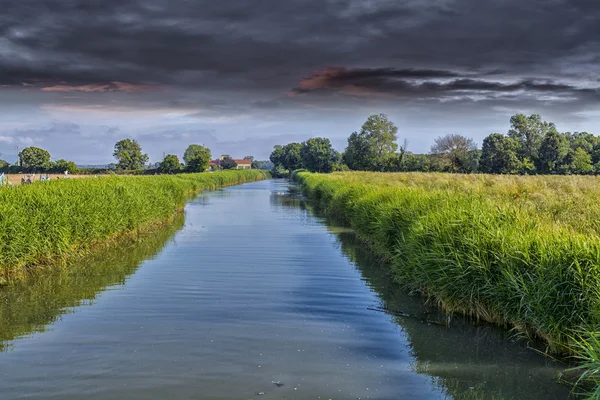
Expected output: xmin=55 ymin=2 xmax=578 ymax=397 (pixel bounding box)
xmin=0 ymin=179 xmax=574 ymax=399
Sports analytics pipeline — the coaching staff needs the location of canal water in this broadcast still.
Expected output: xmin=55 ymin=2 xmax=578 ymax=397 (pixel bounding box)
xmin=0 ymin=179 xmax=573 ymax=399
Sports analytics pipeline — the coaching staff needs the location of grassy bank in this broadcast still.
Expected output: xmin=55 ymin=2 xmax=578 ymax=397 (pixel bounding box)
xmin=295 ymin=171 xmax=600 ymax=396
xmin=0 ymin=170 xmax=268 ymax=281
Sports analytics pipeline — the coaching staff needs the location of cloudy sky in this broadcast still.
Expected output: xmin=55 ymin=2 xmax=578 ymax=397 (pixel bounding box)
xmin=1 ymin=0 xmax=599 ymax=164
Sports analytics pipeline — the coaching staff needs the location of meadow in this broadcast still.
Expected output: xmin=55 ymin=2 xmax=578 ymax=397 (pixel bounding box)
xmin=0 ymin=170 xmax=268 ymax=282
xmin=295 ymin=171 xmax=600 ymax=396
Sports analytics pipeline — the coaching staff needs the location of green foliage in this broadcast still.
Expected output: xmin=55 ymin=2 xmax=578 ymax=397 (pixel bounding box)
xmin=19 ymin=147 xmax=51 ymax=171
xmin=537 ymin=130 xmax=569 ymax=173
xmin=508 ymin=114 xmax=556 ymax=168
xmin=51 ymin=159 xmax=79 ymax=174
xmin=251 ymin=160 xmax=273 ymax=170
xmin=183 ymin=144 xmax=211 ymax=172
xmin=300 ymin=137 xmax=337 ymax=173
xmin=220 ymin=156 xmax=238 ymax=170
xmin=158 ymin=154 xmax=182 ymax=174
xmin=269 ymin=143 xmax=303 ymax=171
xmin=480 ymin=134 xmax=521 ymax=174
xmin=296 ymin=171 xmax=600 ymax=396
xmin=570 ymin=148 xmax=594 ymax=175
xmin=113 ymin=139 xmax=148 ymax=170
xmin=0 ymin=170 xmax=269 ymax=281
xmin=344 ymin=113 xmax=399 ymax=171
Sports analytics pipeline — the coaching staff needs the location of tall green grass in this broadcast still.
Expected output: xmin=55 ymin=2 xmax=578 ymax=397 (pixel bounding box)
xmin=295 ymin=171 xmax=600 ymax=397
xmin=0 ymin=170 xmax=268 ymax=281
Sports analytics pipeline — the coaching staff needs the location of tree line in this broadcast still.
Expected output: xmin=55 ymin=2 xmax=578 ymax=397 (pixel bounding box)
xmin=270 ymin=113 xmax=600 ymax=175
xmin=0 ymin=139 xmax=269 ymax=174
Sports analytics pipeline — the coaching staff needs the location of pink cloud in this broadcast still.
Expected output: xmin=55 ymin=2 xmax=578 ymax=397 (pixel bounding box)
xmin=41 ymin=81 xmax=160 ymax=93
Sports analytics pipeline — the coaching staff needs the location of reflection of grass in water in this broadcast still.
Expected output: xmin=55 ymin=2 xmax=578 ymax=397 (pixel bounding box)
xmin=327 ymin=230 xmax=574 ymax=399
xmin=0 ymin=214 xmax=184 ymax=352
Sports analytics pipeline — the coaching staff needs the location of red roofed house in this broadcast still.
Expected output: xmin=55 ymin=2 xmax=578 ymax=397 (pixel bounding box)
xmin=209 ymin=155 xmax=252 ymax=170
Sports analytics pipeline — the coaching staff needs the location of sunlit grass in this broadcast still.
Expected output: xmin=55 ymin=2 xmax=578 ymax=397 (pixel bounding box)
xmin=296 ymin=171 xmax=600 ymax=397
xmin=0 ymin=170 xmax=268 ymax=281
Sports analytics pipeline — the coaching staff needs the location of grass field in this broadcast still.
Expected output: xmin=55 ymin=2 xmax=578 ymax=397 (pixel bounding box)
xmin=0 ymin=170 xmax=269 ymax=282
xmin=295 ymin=171 xmax=600 ymax=397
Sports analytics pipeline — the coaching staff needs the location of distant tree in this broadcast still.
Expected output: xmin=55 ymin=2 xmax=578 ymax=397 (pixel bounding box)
xmin=51 ymin=159 xmax=79 ymax=174
xmin=269 ymin=143 xmax=303 ymax=171
xmin=158 ymin=154 xmax=183 ymax=174
xmin=251 ymin=160 xmax=274 ymax=170
xmin=282 ymin=143 xmax=303 ymax=170
xmin=399 ymin=153 xmax=432 ymax=172
xmin=19 ymin=146 xmax=51 ymax=171
xmin=113 ymin=139 xmax=148 ymax=170
xmin=269 ymin=145 xmax=285 ymax=168
xmin=243 ymin=155 xmax=254 ymax=161
xmin=220 ymin=156 xmax=238 ymax=170
xmin=300 ymin=137 xmax=337 ymax=173
xmin=508 ymin=114 xmax=556 ymax=171
xmin=537 ymin=130 xmax=569 ymax=174
xmin=183 ymin=144 xmax=211 ymax=172
xmin=0 ymin=159 xmax=8 ymax=169
xmin=570 ymin=148 xmax=594 ymax=174
xmin=344 ymin=113 xmax=399 ymax=171
xmin=479 ymin=133 xmax=521 ymax=174
xmin=430 ymin=134 xmax=478 ymax=173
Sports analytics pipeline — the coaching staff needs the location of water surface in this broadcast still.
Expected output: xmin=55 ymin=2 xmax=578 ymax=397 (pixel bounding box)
xmin=0 ymin=179 xmax=573 ymax=399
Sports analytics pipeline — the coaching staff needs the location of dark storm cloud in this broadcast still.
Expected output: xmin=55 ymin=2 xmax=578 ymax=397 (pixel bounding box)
xmin=288 ymin=67 xmax=600 ymax=103
xmin=2 ymin=0 xmax=600 ymax=94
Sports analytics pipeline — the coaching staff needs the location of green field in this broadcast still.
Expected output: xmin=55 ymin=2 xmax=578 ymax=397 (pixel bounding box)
xmin=0 ymin=170 xmax=268 ymax=282
xmin=295 ymin=171 xmax=600 ymax=396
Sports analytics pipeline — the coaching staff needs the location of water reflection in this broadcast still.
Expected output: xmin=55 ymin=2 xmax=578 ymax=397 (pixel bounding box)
xmin=276 ymin=186 xmax=574 ymax=400
xmin=0 ymin=214 xmax=184 ymax=352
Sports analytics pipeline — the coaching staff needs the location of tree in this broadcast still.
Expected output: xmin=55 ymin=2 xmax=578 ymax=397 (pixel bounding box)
xmin=113 ymin=139 xmax=148 ymax=170
xmin=479 ymin=134 xmax=521 ymax=174
xmin=344 ymin=114 xmax=399 ymax=171
xmin=183 ymin=144 xmax=211 ymax=172
xmin=282 ymin=143 xmax=303 ymax=170
xmin=508 ymin=114 xmax=556 ymax=171
xmin=243 ymin=156 xmax=254 ymax=161
xmin=19 ymin=147 xmax=51 ymax=171
xmin=300 ymin=137 xmax=337 ymax=173
xmin=430 ymin=134 xmax=477 ymax=173
xmin=269 ymin=143 xmax=303 ymax=171
xmin=251 ymin=160 xmax=274 ymax=170
xmin=537 ymin=130 xmax=569 ymax=174
xmin=158 ymin=154 xmax=182 ymax=174
xmin=51 ymin=159 xmax=79 ymax=174
xmin=220 ymin=156 xmax=238 ymax=170
xmin=570 ymin=148 xmax=593 ymax=175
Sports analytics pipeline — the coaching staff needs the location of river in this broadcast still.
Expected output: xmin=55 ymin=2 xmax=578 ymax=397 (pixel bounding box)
xmin=0 ymin=179 xmax=574 ymax=399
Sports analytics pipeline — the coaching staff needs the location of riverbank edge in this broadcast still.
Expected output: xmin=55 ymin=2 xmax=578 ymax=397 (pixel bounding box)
xmin=0 ymin=171 xmax=270 ymax=284
xmin=293 ymin=171 xmax=597 ymax=396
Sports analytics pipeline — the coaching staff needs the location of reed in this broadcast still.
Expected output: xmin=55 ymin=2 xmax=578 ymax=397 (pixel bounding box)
xmin=295 ymin=171 xmax=600 ymax=396
xmin=0 ymin=170 xmax=268 ymax=281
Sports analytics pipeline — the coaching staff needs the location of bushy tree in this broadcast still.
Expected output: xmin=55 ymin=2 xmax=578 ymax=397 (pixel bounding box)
xmin=344 ymin=114 xmax=398 ymax=171
xmin=51 ymin=159 xmax=79 ymax=174
xmin=113 ymin=139 xmax=148 ymax=170
xmin=508 ymin=114 xmax=556 ymax=171
xmin=430 ymin=134 xmax=478 ymax=173
xmin=19 ymin=147 xmax=51 ymax=171
xmin=220 ymin=156 xmax=238 ymax=170
xmin=479 ymin=133 xmax=521 ymax=174
xmin=159 ymin=154 xmax=182 ymax=174
xmin=300 ymin=137 xmax=337 ymax=173
xmin=537 ymin=130 xmax=569 ymax=174
xmin=570 ymin=148 xmax=594 ymax=174
xmin=183 ymin=144 xmax=211 ymax=172
xmin=269 ymin=143 xmax=303 ymax=171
